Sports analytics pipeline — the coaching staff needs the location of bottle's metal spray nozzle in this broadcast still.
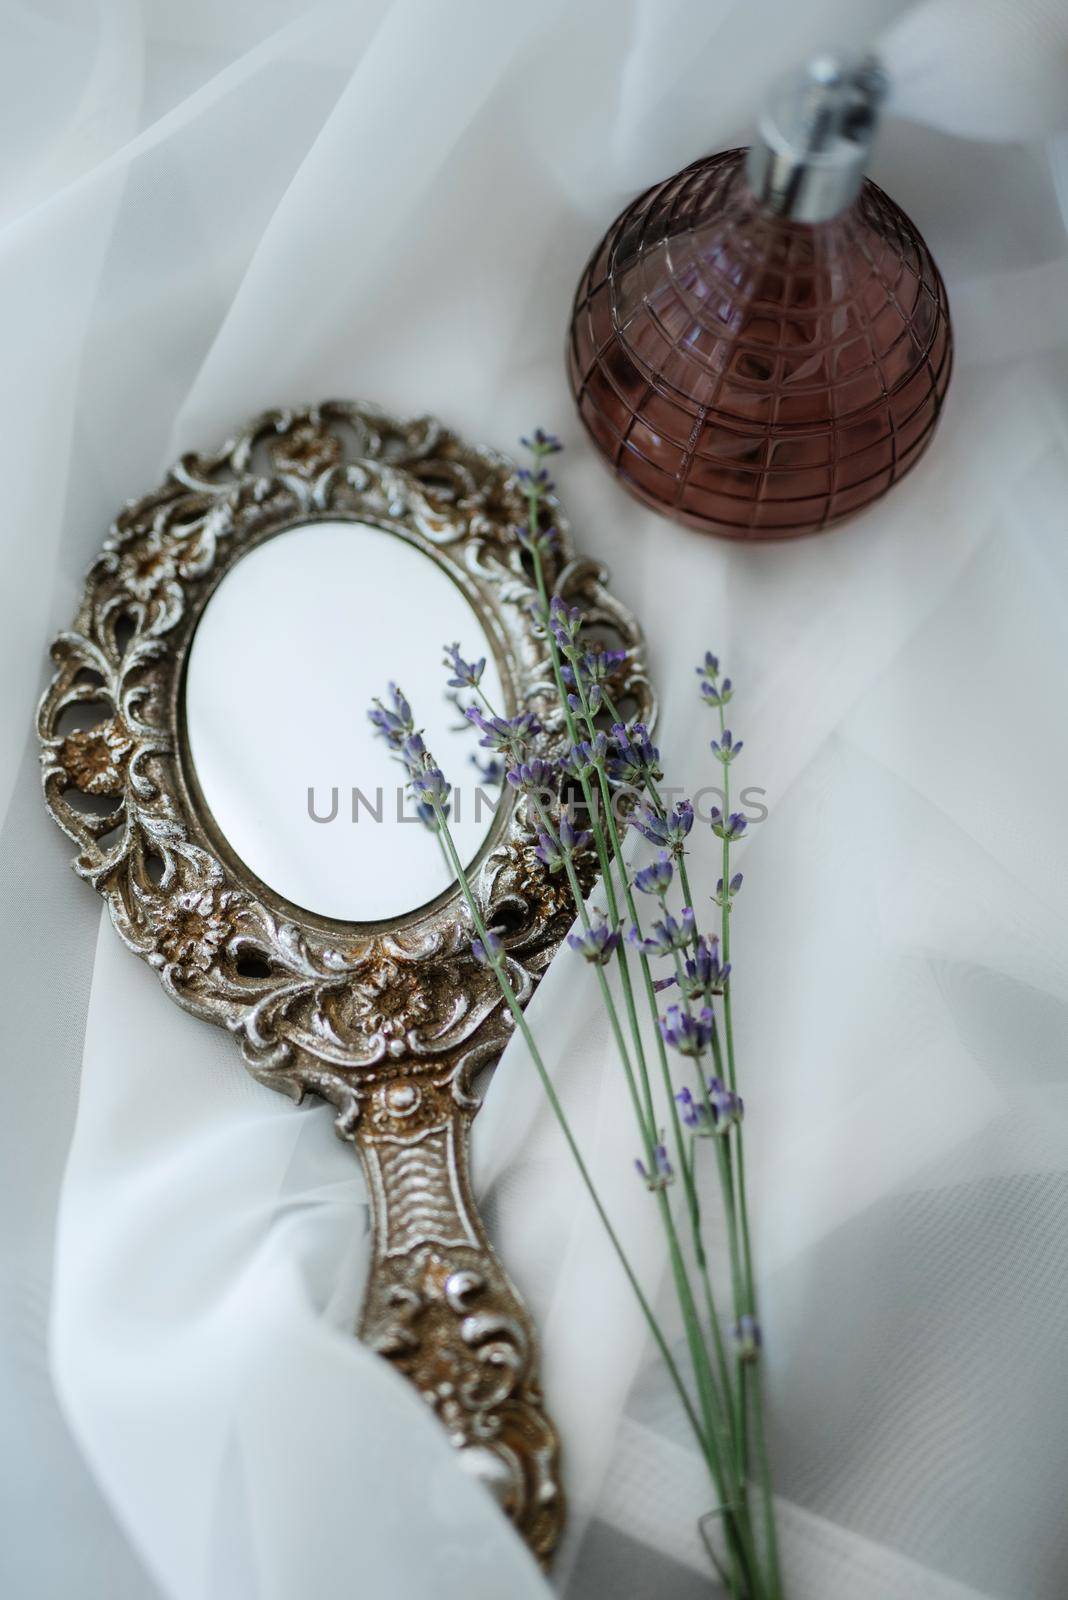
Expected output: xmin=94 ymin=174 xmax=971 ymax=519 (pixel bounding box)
xmin=745 ymin=54 xmax=888 ymax=223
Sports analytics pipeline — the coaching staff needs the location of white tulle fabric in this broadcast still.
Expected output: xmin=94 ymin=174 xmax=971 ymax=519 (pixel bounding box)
xmin=3 ymin=2 xmax=1068 ymax=1597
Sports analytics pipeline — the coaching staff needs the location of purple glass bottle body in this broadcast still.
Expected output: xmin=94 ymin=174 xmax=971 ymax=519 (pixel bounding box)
xmin=567 ymin=145 xmax=952 ymax=540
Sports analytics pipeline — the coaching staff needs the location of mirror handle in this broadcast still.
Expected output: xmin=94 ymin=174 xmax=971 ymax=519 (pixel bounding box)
xmin=354 ymin=1088 xmax=563 ymax=1563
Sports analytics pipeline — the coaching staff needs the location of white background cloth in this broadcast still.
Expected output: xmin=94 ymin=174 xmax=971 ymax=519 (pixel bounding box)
xmin=2 ymin=2 xmax=1068 ymax=1598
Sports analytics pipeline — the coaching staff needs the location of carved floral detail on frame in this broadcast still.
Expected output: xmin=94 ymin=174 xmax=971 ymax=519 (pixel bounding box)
xmin=59 ymin=718 xmax=133 ymax=796
xmin=39 ymin=402 xmax=653 ymax=1110
xmin=269 ymin=418 xmax=343 ymax=479
xmin=154 ymin=884 xmax=243 ymax=974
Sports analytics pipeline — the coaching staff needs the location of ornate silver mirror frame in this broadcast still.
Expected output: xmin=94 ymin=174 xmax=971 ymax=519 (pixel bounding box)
xmin=37 ymin=402 xmax=653 ymax=1563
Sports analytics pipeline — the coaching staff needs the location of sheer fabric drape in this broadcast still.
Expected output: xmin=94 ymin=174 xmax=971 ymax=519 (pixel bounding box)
xmin=2 ymin=2 xmax=1067 ymax=1597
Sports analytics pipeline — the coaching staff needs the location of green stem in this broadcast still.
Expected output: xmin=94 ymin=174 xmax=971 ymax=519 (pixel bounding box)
xmin=712 ymin=699 xmax=781 ymax=1598
xmin=557 ymin=631 xmax=761 ymax=1582
xmin=663 ymin=949 xmax=736 ymax=1425
xmin=560 ymin=845 xmax=657 ymax=1162
xmin=524 ymin=529 xmax=756 ymax=1581
xmin=535 ymin=798 xmax=744 ymax=1517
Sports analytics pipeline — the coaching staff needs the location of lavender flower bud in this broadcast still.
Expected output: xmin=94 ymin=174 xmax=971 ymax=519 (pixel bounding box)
xmin=505 ymin=757 xmax=559 ymax=792
xmin=516 ymin=464 xmax=555 ymax=494
xmin=562 ymin=742 xmax=593 ymax=780
xmin=368 ymin=681 xmax=415 ymax=747
xmin=549 ymin=595 xmax=583 ymax=649
xmin=558 ymin=815 xmax=593 ymax=855
xmin=443 ymin=642 xmax=485 ymax=689
xmin=699 ymin=676 xmax=733 ymax=708
xmin=635 ymin=1143 xmax=674 ymax=1190
xmin=710 ymin=728 xmax=743 ymax=764
xmin=607 ymin=721 xmax=662 ymax=786
xmin=658 ymin=1003 xmax=714 ymax=1057
xmin=471 ymin=930 xmax=504 ymax=967
xmin=465 ymin=705 xmax=542 ymax=754
xmin=715 ymin=872 xmax=744 ymax=904
xmin=413 ymin=766 xmax=449 ymax=808
xmin=533 ymin=815 xmax=592 ymax=872
xmin=399 ymin=731 xmax=427 ymax=774
xmin=567 ymin=917 xmax=621 ymax=965
xmin=710 ymin=809 xmax=748 ymax=841
xmin=516 ymin=522 xmax=560 ymax=560
xmin=630 ymin=907 xmax=697 ymax=959
xmin=587 ymin=646 xmax=628 ymax=683
xmin=675 ymin=1085 xmax=710 ymax=1133
xmin=534 ymin=831 xmax=564 ymax=872
xmin=680 ymin=935 xmax=730 ymax=1000
xmin=707 ymin=1075 xmax=744 ymax=1132
xmin=562 ymin=732 xmax=609 ymax=781
xmin=633 ymin=851 xmax=674 ymax=897
xmin=732 ymin=1314 xmax=762 ymax=1361
xmin=564 ymin=647 xmax=628 ymax=689
xmin=568 ymin=679 xmax=604 ymax=715
xmin=629 ymin=799 xmax=694 ymax=855
xmin=695 ymin=651 xmax=720 ymax=683
xmin=520 ymin=428 xmax=563 ymax=456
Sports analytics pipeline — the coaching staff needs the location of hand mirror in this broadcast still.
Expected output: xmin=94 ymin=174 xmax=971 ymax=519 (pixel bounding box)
xmin=38 ymin=403 xmax=652 ymax=1562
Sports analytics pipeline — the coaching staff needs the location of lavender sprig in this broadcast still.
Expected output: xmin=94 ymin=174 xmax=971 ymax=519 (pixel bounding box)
xmin=513 ymin=469 xmax=762 ymax=1580
xmin=371 ymin=432 xmax=781 ymax=1600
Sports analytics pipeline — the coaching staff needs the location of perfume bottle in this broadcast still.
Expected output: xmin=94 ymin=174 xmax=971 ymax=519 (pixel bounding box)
xmin=567 ymin=57 xmax=952 ymax=540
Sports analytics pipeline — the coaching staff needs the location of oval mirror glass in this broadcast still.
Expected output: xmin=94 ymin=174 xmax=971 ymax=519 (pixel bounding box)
xmin=183 ymin=519 xmax=504 ymax=923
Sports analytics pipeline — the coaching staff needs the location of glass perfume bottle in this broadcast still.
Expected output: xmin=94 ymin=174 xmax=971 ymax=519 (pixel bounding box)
xmin=567 ymin=57 xmax=952 ymax=540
